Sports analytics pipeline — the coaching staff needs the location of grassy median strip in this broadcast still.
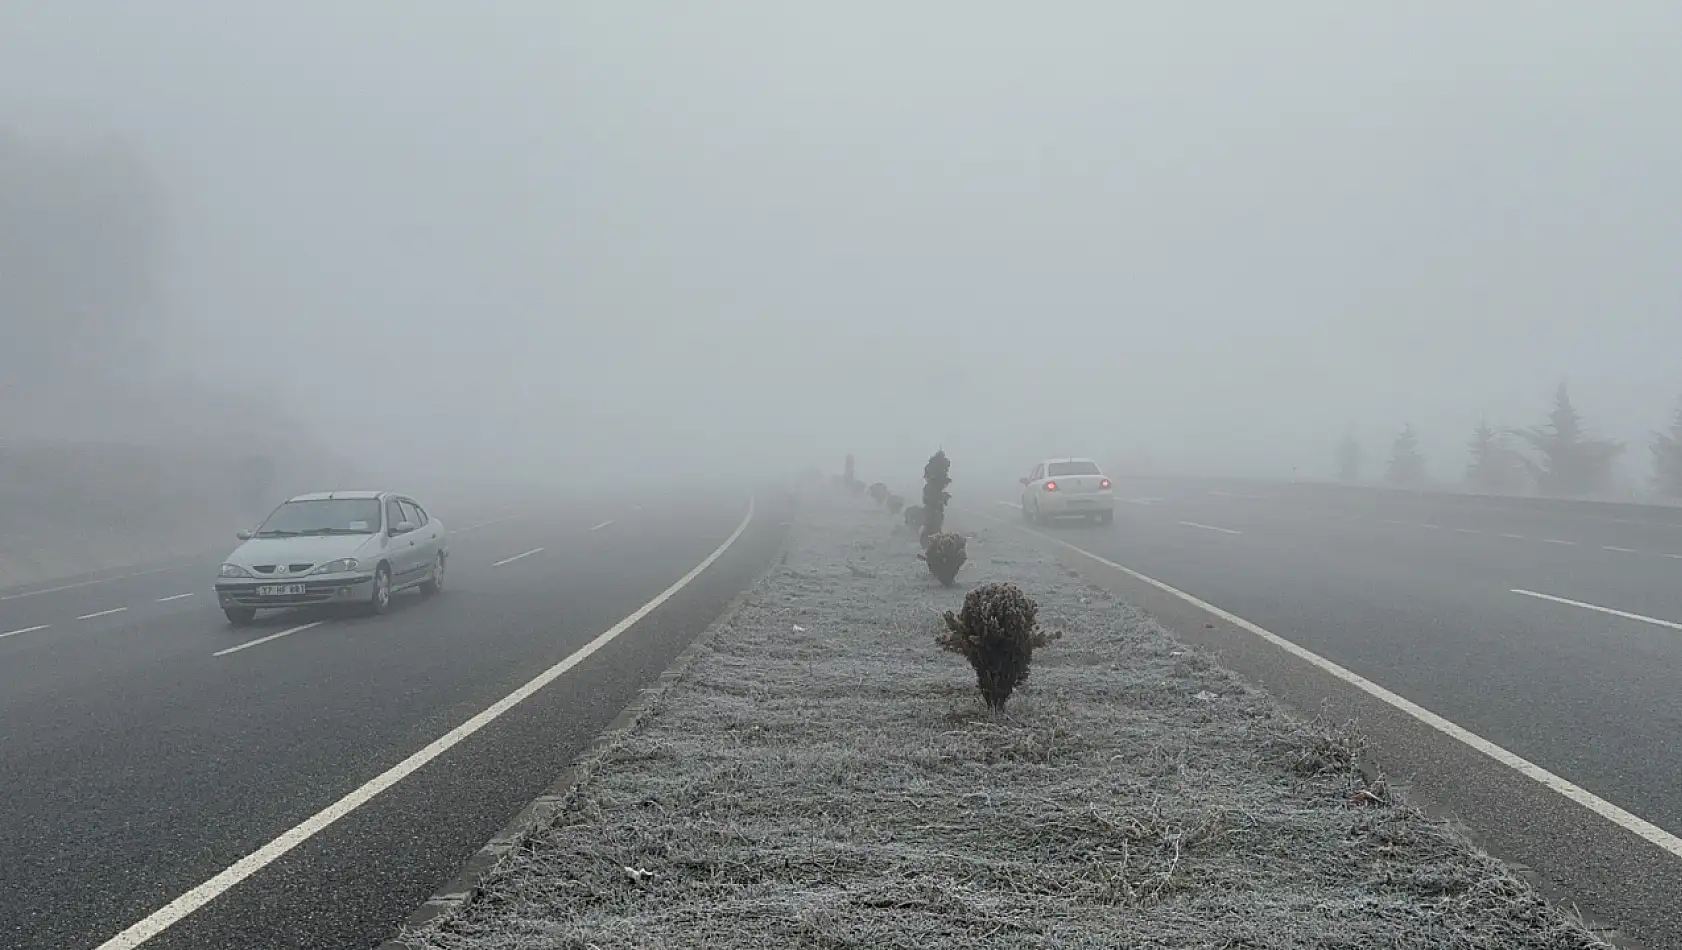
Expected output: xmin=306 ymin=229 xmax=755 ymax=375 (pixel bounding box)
xmin=402 ymin=494 xmax=1606 ymax=949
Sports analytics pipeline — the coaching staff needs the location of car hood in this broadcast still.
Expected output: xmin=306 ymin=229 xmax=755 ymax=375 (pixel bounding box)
xmin=226 ymin=534 xmax=381 ymax=569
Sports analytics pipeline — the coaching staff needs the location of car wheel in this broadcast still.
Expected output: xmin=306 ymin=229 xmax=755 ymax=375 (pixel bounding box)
xmin=1098 ymin=509 xmax=1114 ymax=526
xmin=224 ymin=606 xmax=257 ymax=626
xmin=1020 ymin=499 xmax=1033 ymax=522
xmin=366 ymin=563 xmax=393 ymax=616
xmin=1033 ymin=501 xmax=1048 ymax=526
xmin=420 ymin=553 xmax=445 ymax=595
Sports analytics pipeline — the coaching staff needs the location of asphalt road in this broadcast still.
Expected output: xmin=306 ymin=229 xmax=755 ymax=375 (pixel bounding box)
xmin=992 ymin=476 xmax=1682 ymax=948
xmin=0 ymin=489 xmax=789 ymax=950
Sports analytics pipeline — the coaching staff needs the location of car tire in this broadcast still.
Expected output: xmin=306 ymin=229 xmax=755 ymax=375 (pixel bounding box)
xmin=1098 ymin=509 xmax=1114 ymax=526
xmin=1020 ymin=500 xmax=1032 ymax=522
xmin=1033 ymin=501 xmax=1048 ymax=526
xmin=420 ymin=553 xmax=445 ymax=595
xmin=365 ymin=563 xmax=393 ymax=616
xmin=224 ymin=606 xmax=257 ymax=626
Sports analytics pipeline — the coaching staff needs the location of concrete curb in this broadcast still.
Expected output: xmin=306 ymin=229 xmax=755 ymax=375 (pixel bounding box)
xmin=963 ymin=507 xmax=1639 ymax=950
xmin=374 ymin=504 xmax=797 ymax=949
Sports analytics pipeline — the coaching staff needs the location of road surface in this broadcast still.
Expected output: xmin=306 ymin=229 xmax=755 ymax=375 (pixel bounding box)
xmin=993 ymin=476 xmax=1682 ymax=948
xmin=0 ymin=489 xmax=788 ymax=950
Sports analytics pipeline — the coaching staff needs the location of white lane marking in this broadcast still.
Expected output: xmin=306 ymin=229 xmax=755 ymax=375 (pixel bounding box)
xmin=157 ymin=593 xmax=196 ymax=603
xmin=1382 ymin=519 xmax=1408 ymax=525
xmin=1511 ymin=589 xmax=1682 ymax=632
xmin=996 ymin=501 xmax=1023 ymax=510
xmin=1500 ymin=533 xmax=1527 ymax=540
xmin=1603 ymin=546 xmax=1640 ymax=554
xmin=213 ymin=622 xmax=324 ymax=657
xmin=0 ymin=624 xmax=50 ymax=641
xmin=1122 ymin=497 xmax=1159 ymax=506
xmin=590 ymin=520 xmax=615 ymax=532
xmin=1179 ymin=521 xmax=1242 ymax=535
xmin=1541 ymin=538 xmax=1577 ymax=546
xmin=0 ymin=564 xmax=186 ymax=601
xmin=491 ymin=547 xmax=544 ymax=568
xmin=971 ymin=509 xmax=1682 ymax=863
xmin=1454 ymin=527 xmax=1481 ymax=534
xmin=100 ymin=498 xmax=756 ymax=949
xmin=1666 ymin=554 xmax=1682 ymax=560
xmin=75 ymin=607 xmax=129 ymax=621
xmin=1420 ymin=524 xmax=1443 ymax=530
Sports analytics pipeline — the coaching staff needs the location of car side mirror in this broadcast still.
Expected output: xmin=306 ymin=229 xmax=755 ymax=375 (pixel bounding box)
xmin=393 ymin=521 xmax=416 ymax=535
xmin=236 ymin=528 xmax=254 ymax=541
xmin=1019 ymin=477 xmax=1030 ymax=485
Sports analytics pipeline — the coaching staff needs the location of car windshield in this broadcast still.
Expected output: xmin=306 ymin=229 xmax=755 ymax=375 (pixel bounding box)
xmin=255 ymin=499 xmax=382 ymax=537
xmin=1047 ymin=461 xmax=1102 ymax=477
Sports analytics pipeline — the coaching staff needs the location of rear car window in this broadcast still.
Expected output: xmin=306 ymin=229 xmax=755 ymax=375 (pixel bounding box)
xmin=1047 ymin=461 xmax=1102 ymax=477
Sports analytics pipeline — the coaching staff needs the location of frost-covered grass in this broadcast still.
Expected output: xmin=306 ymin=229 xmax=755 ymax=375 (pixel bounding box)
xmin=402 ymin=493 xmax=1606 ymax=950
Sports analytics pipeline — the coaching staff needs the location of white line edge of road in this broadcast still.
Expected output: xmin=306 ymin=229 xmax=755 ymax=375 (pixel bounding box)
xmin=0 ymin=624 xmax=50 ymax=640
xmin=491 ymin=547 xmax=544 ymax=568
xmin=213 ymin=621 xmax=324 ymax=658
xmin=0 ymin=563 xmax=189 ymax=602
xmin=1178 ymin=520 xmax=1242 ymax=535
xmin=969 ymin=508 xmax=1682 ymax=863
xmin=1511 ymin=588 xmax=1682 ymax=632
xmin=96 ymin=496 xmax=758 ymax=950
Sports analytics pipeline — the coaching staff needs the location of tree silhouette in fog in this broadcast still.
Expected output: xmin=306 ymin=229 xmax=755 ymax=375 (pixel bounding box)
xmin=1386 ymin=424 xmax=1427 ymax=486
xmin=1465 ymin=420 xmax=1526 ymax=494
xmin=1652 ymin=395 xmax=1682 ymax=499
xmin=1336 ymin=429 xmax=1363 ymax=482
xmin=1514 ymin=383 xmax=1622 ymax=497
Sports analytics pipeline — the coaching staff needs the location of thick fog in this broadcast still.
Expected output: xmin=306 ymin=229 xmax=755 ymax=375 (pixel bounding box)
xmin=4 ymin=2 xmax=1681 ymax=494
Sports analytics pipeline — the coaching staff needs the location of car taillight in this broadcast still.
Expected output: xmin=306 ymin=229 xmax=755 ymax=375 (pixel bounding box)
xmin=1100 ymin=478 xmax=1111 ymax=489
xmin=1044 ymin=481 xmax=1058 ymax=492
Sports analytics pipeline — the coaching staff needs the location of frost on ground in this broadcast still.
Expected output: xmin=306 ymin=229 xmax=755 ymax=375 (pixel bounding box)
xmin=404 ymin=494 xmax=1606 ymax=950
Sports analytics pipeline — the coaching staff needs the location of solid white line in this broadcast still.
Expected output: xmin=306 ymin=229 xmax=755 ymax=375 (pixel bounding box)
xmin=967 ymin=509 xmax=1682 ymax=862
xmin=75 ymin=607 xmax=129 ymax=621
xmin=157 ymin=593 xmax=196 ymax=603
xmin=0 ymin=564 xmax=185 ymax=601
xmin=0 ymin=624 xmax=50 ymax=641
xmin=99 ymin=498 xmax=755 ymax=949
xmin=589 ymin=520 xmax=615 ymax=532
xmin=491 ymin=547 xmax=544 ymax=568
xmin=1511 ymin=589 xmax=1682 ymax=632
xmin=1541 ymin=538 xmax=1577 ymax=546
xmin=1603 ymin=546 xmax=1640 ymax=554
xmin=213 ymin=622 xmax=324 ymax=657
xmin=1179 ymin=520 xmax=1241 ymax=535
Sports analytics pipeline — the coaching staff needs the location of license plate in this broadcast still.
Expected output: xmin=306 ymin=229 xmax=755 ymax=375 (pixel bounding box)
xmin=256 ymin=584 xmax=307 ymax=596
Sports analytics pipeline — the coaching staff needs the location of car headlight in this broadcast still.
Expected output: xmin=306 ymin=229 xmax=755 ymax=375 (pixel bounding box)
xmin=219 ymin=563 xmax=252 ymax=578
xmin=311 ymin=558 xmax=360 ymax=574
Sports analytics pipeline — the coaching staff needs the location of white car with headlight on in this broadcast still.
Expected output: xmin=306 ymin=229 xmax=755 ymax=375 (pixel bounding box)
xmin=1019 ymin=458 xmax=1114 ymax=525
xmin=213 ymin=490 xmax=448 ymax=625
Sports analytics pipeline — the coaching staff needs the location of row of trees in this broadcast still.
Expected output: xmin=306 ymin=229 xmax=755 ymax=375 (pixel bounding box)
xmin=1338 ymin=384 xmax=1682 ymax=499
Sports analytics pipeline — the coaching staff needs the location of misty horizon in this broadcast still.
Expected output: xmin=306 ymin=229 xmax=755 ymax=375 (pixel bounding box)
xmin=4 ymin=2 xmax=1681 ymax=491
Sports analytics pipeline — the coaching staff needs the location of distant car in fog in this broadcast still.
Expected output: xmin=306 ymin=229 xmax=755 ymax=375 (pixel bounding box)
xmin=1020 ymin=458 xmax=1114 ymax=525
xmin=213 ymin=490 xmax=448 ymax=625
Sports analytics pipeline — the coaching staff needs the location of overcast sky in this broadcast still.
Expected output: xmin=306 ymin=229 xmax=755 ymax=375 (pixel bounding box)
xmin=4 ymin=2 xmax=1680 ymax=489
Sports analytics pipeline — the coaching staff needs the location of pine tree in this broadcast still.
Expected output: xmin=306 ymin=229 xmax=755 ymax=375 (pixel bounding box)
xmin=1386 ymin=424 xmax=1427 ymax=486
xmin=1336 ymin=430 xmax=1363 ymax=482
xmin=1465 ymin=420 xmax=1526 ymax=494
xmin=1651 ymin=396 xmax=1682 ymax=499
xmin=1515 ymin=383 xmax=1623 ymax=496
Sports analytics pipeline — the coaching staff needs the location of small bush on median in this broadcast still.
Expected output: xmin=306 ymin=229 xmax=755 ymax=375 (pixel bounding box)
xmin=885 ymin=493 xmax=904 ymax=515
xmin=868 ymin=481 xmax=888 ymax=505
xmin=903 ymin=504 xmax=925 ymax=531
xmin=921 ymin=449 xmax=951 ymax=541
xmin=938 ymin=581 xmax=1061 ymax=710
xmin=919 ymin=531 xmax=968 ymax=586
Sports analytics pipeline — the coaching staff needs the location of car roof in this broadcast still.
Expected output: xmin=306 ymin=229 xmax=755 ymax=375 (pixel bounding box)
xmin=1042 ymin=457 xmax=1098 ymax=465
xmin=285 ymin=490 xmax=390 ymax=502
